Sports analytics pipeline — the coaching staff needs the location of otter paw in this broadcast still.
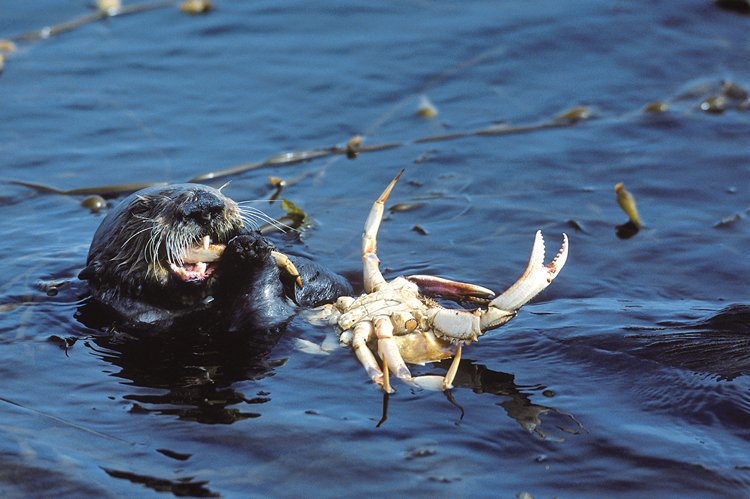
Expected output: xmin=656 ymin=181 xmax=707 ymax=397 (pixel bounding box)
xmin=224 ymin=233 xmax=274 ymax=264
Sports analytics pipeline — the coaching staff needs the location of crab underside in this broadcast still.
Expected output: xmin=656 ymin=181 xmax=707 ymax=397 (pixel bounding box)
xmin=307 ymin=171 xmax=569 ymax=393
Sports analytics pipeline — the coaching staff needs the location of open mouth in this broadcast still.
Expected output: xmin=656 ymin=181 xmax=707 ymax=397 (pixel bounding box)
xmin=170 ymin=235 xmax=226 ymax=282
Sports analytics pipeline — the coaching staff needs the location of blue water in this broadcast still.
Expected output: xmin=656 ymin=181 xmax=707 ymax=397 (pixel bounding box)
xmin=2 ymin=1 xmax=750 ymax=497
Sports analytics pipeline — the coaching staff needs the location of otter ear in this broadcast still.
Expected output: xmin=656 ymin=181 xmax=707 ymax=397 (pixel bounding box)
xmin=78 ymin=261 xmax=102 ymax=281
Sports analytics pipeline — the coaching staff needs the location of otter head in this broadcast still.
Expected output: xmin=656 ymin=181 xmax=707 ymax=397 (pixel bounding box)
xmin=80 ymin=183 xmax=245 ymax=307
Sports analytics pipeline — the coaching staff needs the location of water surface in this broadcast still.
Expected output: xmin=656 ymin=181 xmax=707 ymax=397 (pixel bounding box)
xmin=2 ymin=1 xmax=750 ymax=497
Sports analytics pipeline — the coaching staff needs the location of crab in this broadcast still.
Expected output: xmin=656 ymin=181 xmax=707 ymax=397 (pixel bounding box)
xmin=314 ymin=171 xmax=569 ymax=393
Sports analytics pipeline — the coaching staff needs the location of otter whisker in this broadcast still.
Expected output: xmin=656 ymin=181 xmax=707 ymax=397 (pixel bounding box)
xmin=147 ymin=225 xmax=165 ymax=271
xmin=237 ymin=199 xmax=281 ymax=204
xmin=241 ymin=214 xmax=293 ymax=234
xmin=121 ymin=224 xmax=154 ymax=248
xmin=166 ymin=229 xmax=200 ymax=268
xmin=239 ymin=214 xmax=261 ymax=231
xmin=239 ymin=206 xmax=294 ymax=233
xmin=176 ymin=232 xmax=195 ymax=265
xmin=111 ymin=222 xmax=156 ymax=270
xmin=163 ymin=231 xmax=174 ymax=266
xmin=166 ymin=231 xmax=183 ymax=267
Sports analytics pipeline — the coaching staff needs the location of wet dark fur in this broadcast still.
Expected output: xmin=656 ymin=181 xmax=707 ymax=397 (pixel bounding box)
xmin=79 ymin=183 xmax=352 ymax=334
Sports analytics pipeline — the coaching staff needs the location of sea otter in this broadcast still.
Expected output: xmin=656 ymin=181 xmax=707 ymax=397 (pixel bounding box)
xmin=78 ymin=183 xmax=352 ymax=333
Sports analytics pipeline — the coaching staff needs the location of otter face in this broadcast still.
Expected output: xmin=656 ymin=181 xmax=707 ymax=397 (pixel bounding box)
xmin=136 ymin=184 xmax=243 ymax=283
xmin=82 ymin=184 xmax=245 ymax=300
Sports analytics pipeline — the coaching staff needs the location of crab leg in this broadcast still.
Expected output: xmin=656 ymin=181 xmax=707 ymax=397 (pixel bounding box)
xmin=362 ymin=170 xmax=404 ymax=293
xmin=382 ymin=357 xmax=391 ymax=393
xmin=480 ymin=231 xmax=569 ymax=331
xmin=350 ymin=321 xmax=386 ymax=387
xmin=443 ymin=343 xmax=462 ymax=390
xmin=374 ymin=316 xmax=413 ymax=385
xmin=271 ymin=251 xmax=303 ymax=288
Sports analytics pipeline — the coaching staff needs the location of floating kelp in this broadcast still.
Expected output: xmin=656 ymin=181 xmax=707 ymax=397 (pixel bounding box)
xmin=389 ymin=202 xmax=425 ymax=213
xmin=278 ymin=199 xmax=310 ymax=231
xmin=566 ymin=219 xmax=587 ymax=233
xmin=413 ymin=131 xmax=469 ymax=143
xmin=12 ymin=179 xmax=168 ymax=197
xmin=81 ymin=195 xmax=108 ymax=213
xmin=0 ymin=40 xmax=15 ymax=73
xmin=268 ymin=176 xmax=286 ymax=188
xmin=714 ymin=213 xmax=742 ymax=228
xmin=8 ymin=76 xmax=730 ymax=197
xmin=675 ymin=79 xmax=718 ymax=102
xmin=721 ymin=81 xmax=748 ymax=100
xmin=10 ymin=107 xmax=580 ymax=195
xmin=47 ymin=335 xmax=78 ymax=352
xmin=180 ymin=0 xmax=214 ymax=15
xmin=23 ymin=71 xmax=743 ymax=199
xmin=0 ymin=40 xmax=16 ymax=53
xmin=555 ymin=106 xmax=591 ymax=123
xmin=96 ymin=0 xmax=122 ymax=13
xmin=36 ymin=278 xmax=69 ymax=297
xmin=643 ymin=101 xmax=669 ymax=113
xmin=10 ymin=2 xmax=184 ymax=44
xmin=188 ymin=149 xmax=336 ymax=183
xmin=346 ymin=135 xmax=363 ymax=159
xmin=268 ymin=176 xmax=287 ymax=203
xmin=417 ymin=95 xmax=439 ymax=119
xmin=615 ymin=182 xmax=642 ymax=228
xmin=696 ymin=80 xmax=750 ymax=114
xmin=700 ymin=95 xmax=728 ymax=114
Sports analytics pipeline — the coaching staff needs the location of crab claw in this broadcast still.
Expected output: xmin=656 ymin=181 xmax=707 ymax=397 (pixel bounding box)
xmin=406 ymin=275 xmax=495 ymax=301
xmin=480 ymin=231 xmax=568 ymax=331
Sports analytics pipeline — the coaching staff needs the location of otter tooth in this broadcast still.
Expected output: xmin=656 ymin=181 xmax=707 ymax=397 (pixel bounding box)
xmin=202 ymin=235 xmax=210 ymax=250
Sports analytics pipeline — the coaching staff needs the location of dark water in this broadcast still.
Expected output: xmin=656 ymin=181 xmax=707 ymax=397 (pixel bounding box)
xmin=2 ymin=1 xmax=750 ymax=497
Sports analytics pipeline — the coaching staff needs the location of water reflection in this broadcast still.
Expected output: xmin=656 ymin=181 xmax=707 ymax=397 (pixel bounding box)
xmin=381 ymin=358 xmax=582 ymax=440
xmin=101 ymin=466 xmax=219 ymax=497
xmin=615 ymin=220 xmax=640 ymax=239
xmin=78 ymin=300 xmax=285 ymax=424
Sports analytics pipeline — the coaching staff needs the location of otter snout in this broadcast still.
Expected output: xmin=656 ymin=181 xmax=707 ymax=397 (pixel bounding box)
xmin=181 ymin=190 xmax=228 ymax=223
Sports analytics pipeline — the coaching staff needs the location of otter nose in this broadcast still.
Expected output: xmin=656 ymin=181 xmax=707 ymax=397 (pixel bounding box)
xmin=182 ymin=191 xmax=226 ymax=223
